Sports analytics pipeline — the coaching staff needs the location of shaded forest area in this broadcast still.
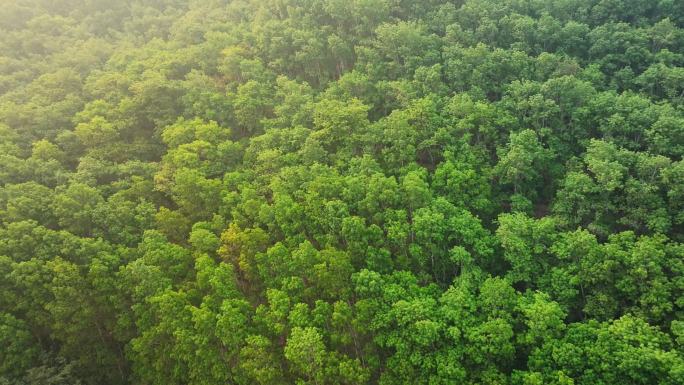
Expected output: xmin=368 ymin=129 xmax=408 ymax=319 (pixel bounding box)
xmin=1 ymin=0 xmax=684 ymax=384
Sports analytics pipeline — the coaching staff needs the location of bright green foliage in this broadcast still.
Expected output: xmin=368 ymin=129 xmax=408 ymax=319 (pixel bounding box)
xmin=1 ymin=1 xmax=683 ymax=384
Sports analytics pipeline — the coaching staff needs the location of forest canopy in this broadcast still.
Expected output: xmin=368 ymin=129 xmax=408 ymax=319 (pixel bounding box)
xmin=1 ymin=0 xmax=683 ymax=384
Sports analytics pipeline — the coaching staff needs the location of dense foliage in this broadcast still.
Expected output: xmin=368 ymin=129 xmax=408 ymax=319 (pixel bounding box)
xmin=1 ymin=0 xmax=683 ymax=384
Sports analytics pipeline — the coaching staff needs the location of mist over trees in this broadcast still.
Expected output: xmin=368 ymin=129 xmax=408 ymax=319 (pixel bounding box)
xmin=1 ymin=1 xmax=683 ymax=384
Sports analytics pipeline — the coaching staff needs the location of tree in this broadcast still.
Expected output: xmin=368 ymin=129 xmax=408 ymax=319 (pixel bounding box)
xmin=495 ymin=129 xmax=552 ymax=210
xmin=284 ymin=327 xmax=327 ymax=385
xmin=52 ymin=183 xmax=104 ymax=236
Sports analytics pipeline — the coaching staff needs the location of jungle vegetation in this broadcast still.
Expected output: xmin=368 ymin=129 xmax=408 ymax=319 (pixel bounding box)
xmin=1 ymin=1 xmax=683 ymax=384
